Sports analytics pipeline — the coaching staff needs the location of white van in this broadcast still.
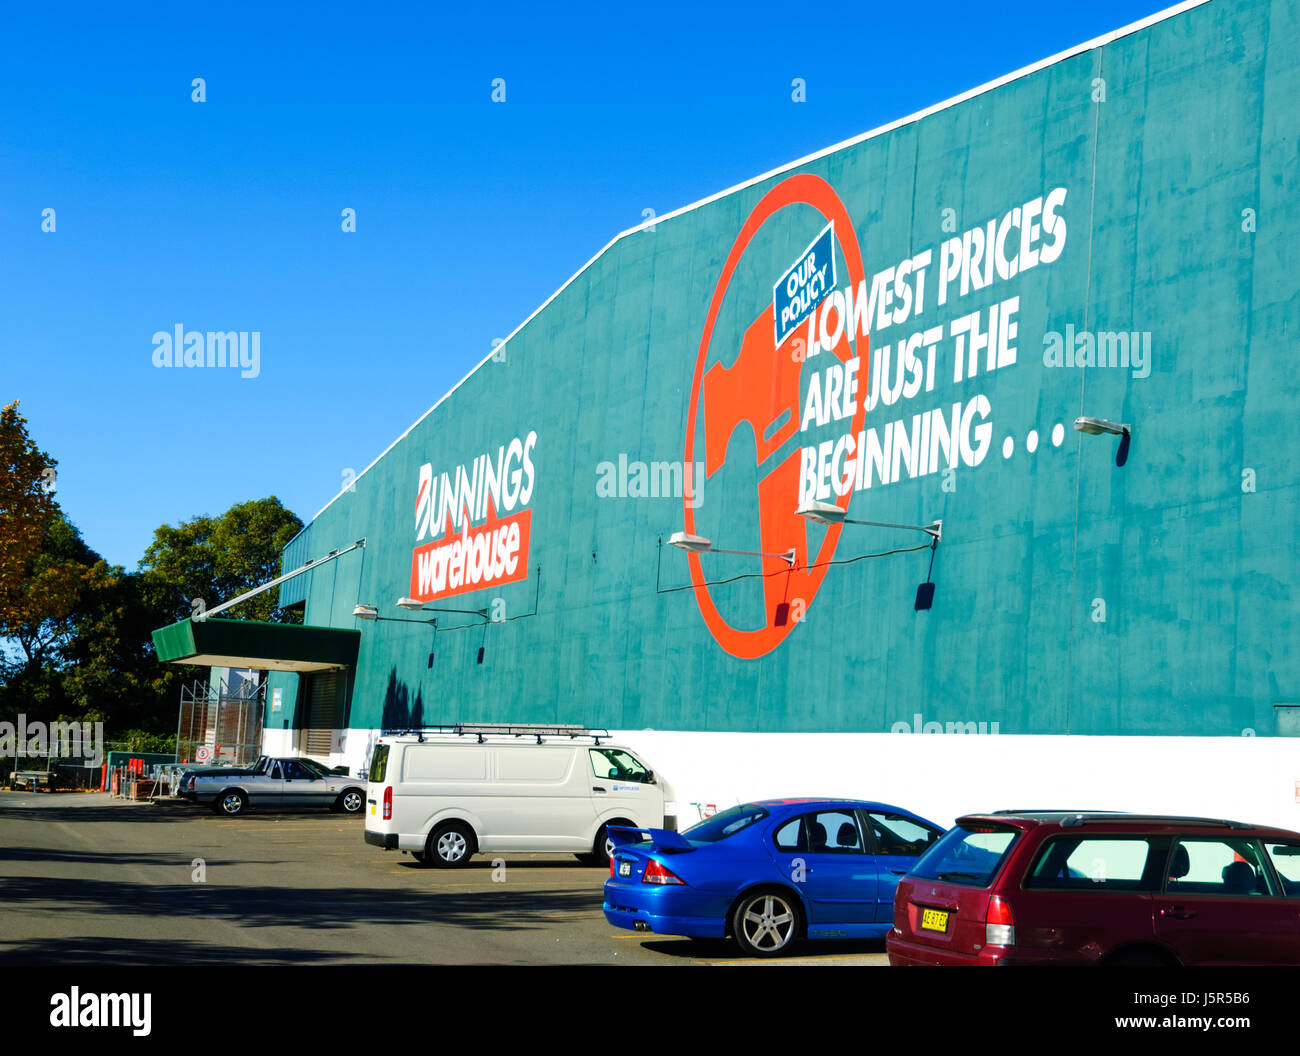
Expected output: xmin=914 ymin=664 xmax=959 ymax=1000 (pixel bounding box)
xmin=362 ymin=727 xmax=668 ymax=867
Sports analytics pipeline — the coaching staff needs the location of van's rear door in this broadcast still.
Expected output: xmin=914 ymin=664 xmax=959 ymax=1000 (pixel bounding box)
xmin=364 ymin=742 xmax=390 ymax=830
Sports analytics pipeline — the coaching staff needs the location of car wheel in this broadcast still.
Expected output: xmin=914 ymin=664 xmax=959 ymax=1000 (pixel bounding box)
xmin=588 ymin=822 xmax=629 ymax=868
xmin=337 ymin=789 xmax=364 ymax=814
xmin=731 ymin=890 xmax=801 ymax=957
xmin=429 ymin=821 xmax=475 ymax=868
xmin=214 ymin=790 xmax=247 ymax=817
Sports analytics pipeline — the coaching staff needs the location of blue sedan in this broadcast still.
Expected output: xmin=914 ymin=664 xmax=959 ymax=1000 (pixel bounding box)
xmin=603 ymin=798 xmax=945 ymax=956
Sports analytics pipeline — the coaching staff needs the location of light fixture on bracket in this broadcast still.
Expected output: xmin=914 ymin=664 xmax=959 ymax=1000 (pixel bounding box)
xmin=1074 ymin=416 xmax=1129 ymax=436
xmin=1074 ymin=416 xmax=1132 ymax=467
xmin=794 ymin=499 xmax=942 ymax=543
xmin=794 ymin=500 xmax=943 ymax=611
xmin=353 ymin=601 xmax=489 ymax=667
xmin=667 ymin=531 xmax=798 ymax=627
xmin=666 ymin=531 xmax=796 ymax=566
xmin=395 ymin=597 xmax=490 ymax=621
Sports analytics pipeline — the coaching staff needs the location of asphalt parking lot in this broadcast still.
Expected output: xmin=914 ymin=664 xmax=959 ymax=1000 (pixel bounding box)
xmin=0 ymin=791 xmax=888 ymax=965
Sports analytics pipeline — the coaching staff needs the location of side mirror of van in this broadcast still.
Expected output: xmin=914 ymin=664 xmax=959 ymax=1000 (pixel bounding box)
xmin=644 ymin=769 xmax=654 ymax=784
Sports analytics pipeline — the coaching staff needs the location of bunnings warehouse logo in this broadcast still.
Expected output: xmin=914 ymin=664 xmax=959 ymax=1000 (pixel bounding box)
xmin=410 ymin=431 xmax=537 ymax=602
xmin=683 ymin=173 xmax=1071 ymax=658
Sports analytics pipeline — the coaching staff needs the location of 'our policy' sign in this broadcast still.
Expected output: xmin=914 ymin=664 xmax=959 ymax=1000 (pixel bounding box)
xmin=773 ymin=222 xmax=837 ymax=346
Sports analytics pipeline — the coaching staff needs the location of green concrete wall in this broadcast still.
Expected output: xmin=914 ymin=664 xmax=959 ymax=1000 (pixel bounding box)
xmin=275 ymin=0 xmax=1299 ymax=739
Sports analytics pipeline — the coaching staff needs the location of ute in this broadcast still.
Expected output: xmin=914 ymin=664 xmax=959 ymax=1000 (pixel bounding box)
xmin=177 ymin=755 xmax=366 ymax=817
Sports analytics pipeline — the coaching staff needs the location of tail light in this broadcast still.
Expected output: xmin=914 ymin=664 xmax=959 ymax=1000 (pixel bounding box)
xmin=382 ymin=786 xmax=392 ymax=821
xmin=642 ymin=860 xmax=685 ymax=885
xmin=610 ymin=856 xmax=616 ymax=879
xmin=985 ymin=895 xmax=1015 ymax=946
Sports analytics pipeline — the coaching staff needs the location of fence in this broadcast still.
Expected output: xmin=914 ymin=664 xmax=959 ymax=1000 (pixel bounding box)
xmin=175 ymin=675 xmax=264 ymax=767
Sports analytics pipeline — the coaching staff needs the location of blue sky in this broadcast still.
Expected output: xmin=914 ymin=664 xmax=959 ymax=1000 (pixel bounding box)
xmin=2 ymin=0 xmax=1170 ymax=569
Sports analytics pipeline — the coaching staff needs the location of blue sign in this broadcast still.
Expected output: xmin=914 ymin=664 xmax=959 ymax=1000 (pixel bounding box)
xmin=773 ymin=222 xmax=837 ymax=347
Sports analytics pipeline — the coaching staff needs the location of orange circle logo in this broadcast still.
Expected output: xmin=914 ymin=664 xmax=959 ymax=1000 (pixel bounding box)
xmin=683 ymin=174 xmax=868 ymax=658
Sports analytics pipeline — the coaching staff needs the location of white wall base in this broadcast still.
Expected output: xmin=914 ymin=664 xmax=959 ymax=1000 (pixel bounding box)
xmin=260 ymin=727 xmax=297 ymax=758
xmin=266 ymin=726 xmax=1300 ymax=834
xmin=611 ymin=730 xmax=1300 ymax=833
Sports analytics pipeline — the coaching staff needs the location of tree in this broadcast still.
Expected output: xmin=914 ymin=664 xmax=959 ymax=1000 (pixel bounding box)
xmin=139 ymin=497 xmax=304 ymax=624
xmin=0 ymin=406 xmax=305 ymax=735
xmin=0 ymin=511 xmax=157 ymax=728
xmin=1 ymin=513 xmax=100 ymax=668
xmin=0 ymin=401 xmax=59 ymax=630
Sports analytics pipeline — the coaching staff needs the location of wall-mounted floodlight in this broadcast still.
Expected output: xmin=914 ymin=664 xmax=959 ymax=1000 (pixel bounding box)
xmin=667 ymin=531 xmax=795 ymax=567
xmin=1074 ymin=417 xmax=1130 ymax=437
xmin=1075 ymin=416 xmax=1132 ymax=467
xmin=666 ymin=532 xmax=712 ymax=554
xmin=362 ymin=599 xmax=490 ymax=667
xmin=795 ymin=500 xmax=942 ymax=543
xmin=395 ymin=597 xmax=491 ymax=621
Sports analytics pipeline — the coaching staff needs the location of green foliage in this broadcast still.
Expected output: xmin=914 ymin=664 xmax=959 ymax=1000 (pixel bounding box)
xmin=1 ymin=407 xmax=302 ymax=736
xmin=139 ymin=497 xmax=304 ymax=624
xmin=118 ymin=729 xmax=177 ymax=754
xmin=0 ymin=401 xmax=60 ymax=632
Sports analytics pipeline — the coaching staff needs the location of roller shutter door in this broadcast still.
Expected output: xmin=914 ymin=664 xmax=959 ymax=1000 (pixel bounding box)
xmin=303 ymin=671 xmax=341 ymax=756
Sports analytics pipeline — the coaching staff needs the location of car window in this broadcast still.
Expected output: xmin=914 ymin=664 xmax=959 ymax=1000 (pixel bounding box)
xmin=368 ymin=743 xmax=389 ymax=783
xmin=284 ymin=761 xmax=316 ymax=780
xmin=1165 ymin=838 xmax=1275 ymax=896
xmin=910 ymin=823 xmax=1019 ymax=887
xmin=682 ymin=804 xmax=769 ymax=842
xmin=773 ymin=818 xmax=803 ymax=852
xmin=589 ymin=748 xmax=650 ymax=783
xmin=1025 ymin=837 xmax=1165 ymax=891
xmin=269 ymin=761 xmax=283 ymax=780
xmin=1264 ymin=842 xmax=1300 ymax=896
xmin=866 ymin=812 xmax=940 ymax=856
xmin=772 ymin=810 xmax=864 ymax=854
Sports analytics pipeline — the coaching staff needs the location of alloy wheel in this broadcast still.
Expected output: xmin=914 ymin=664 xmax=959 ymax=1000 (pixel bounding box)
xmin=741 ymin=895 xmax=795 ymax=952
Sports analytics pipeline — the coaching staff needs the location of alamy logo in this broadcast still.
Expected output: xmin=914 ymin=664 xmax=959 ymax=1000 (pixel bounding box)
xmin=0 ymin=715 xmax=104 ymax=766
xmin=1042 ymin=324 xmax=1150 ymax=378
xmin=151 ymin=324 xmax=261 ymax=378
xmin=890 ymin=713 xmax=1000 ymax=735
xmin=50 ymin=988 xmax=151 ymax=1036
xmin=595 ymin=456 xmax=704 ymax=507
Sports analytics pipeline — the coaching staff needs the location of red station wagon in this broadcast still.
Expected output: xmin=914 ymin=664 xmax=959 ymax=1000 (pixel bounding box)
xmin=888 ymin=811 xmax=1300 ymax=966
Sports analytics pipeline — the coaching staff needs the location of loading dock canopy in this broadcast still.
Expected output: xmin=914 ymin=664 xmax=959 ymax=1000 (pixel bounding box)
xmin=151 ymin=617 xmax=360 ymax=672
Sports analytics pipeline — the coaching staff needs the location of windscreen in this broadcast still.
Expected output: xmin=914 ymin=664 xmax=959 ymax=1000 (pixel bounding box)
xmin=909 ymin=822 xmax=1020 ymax=887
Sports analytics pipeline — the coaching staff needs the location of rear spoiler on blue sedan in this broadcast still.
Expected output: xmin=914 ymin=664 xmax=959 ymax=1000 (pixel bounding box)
xmin=607 ymin=825 xmax=695 ymax=853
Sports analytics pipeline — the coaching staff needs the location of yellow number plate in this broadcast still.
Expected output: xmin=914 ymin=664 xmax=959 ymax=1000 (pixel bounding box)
xmin=920 ymin=908 xmax=949 ymax=932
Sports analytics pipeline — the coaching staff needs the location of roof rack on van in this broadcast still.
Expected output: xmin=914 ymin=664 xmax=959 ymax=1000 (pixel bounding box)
xmin=381 ymin=723 xmax=613 ymax=745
